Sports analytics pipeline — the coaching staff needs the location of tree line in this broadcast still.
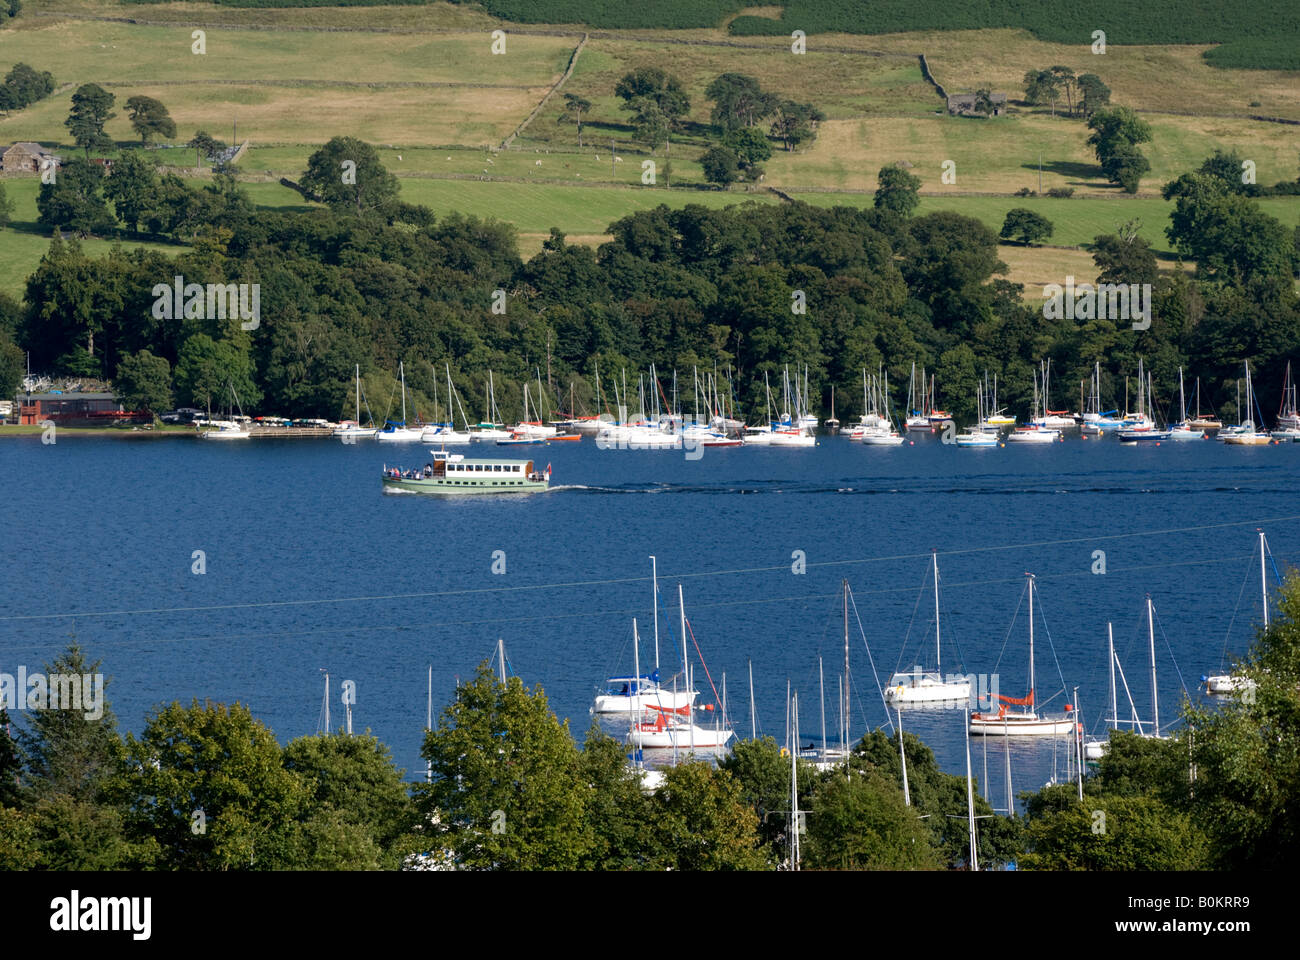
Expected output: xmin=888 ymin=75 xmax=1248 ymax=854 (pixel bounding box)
xmin=4 ymin=132 xmax=1299 ymax=429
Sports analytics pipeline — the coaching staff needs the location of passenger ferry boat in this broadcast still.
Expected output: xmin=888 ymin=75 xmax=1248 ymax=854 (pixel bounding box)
xmin=382 ymin=450 xmax=550 ymax=494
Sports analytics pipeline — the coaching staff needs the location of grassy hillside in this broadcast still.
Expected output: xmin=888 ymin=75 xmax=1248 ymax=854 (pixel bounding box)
xmin=2 ymin=2 xmax=1298 ymax=295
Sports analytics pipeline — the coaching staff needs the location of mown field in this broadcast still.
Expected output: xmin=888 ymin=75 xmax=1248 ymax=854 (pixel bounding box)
xmin=0 ymin=20 xmax=574 ymax=147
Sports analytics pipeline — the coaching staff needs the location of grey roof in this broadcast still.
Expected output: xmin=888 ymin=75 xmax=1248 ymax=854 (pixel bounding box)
xmin=947 ymin=93 xmax=1008 ymax=104
xmin=6 ymin=141 xmax=54 ymax=155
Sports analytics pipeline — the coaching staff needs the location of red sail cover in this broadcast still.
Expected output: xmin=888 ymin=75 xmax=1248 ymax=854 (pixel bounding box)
xmin=997 ymin=690 xmax=1035 ymax=707
xmin=646 ymin=703 xmax=691 ymax=716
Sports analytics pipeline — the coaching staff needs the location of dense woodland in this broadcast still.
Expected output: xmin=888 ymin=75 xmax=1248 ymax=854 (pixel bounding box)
xmin=2 ymin=132 xmax=1299 ymax=428
xmin=2 ymin=576 xmax=1296 ymax=870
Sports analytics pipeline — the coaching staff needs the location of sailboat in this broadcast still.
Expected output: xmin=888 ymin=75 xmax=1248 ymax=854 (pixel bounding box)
xmin=1204 ymin=531 xmax=1268 ymax=694
xmin=955 ymin=377 xmax=999 ymax=446
xmin=467 ymin=371 xmax=513 ymax=441
xmin=196 ymin=381 xmax=251 ymax=439
xmin=1006 ymin=367 xmax=1060 ymax=443
xmin=926 ymin=373 xmax=952 ymax=428
xmin=768 ymin=366 xmax=816 ymax=446
xmin=1221 ymin=360 xmax=1270 ymax=445
xmin=333 ymin=365 xmax=377 ymax=439
xmin=980 ymin=373 xmax=1017 ymax=431
xmin=1186 ymin=376 xmax=1222 ymax=431
xmin=422 ymin=364 xmax=474 ymax=443
xmin=970 ymin=574 xmax=1076 ymax=736
xmin=593 ymin=559 xmax=697 ymax=713
xmin=627 ymin=584 xmax=733 ymax=750
xmin=861 ymin=368 xmax=905 ymax=445
xmin=1037 ymin=360 xmax=1077 ymax=429
xmin=1274 ymin=362 xmax=1300 ymax=439
xmin=1118 ymin=361 xmax=1170 ymax=442
xmin=1085 ymin=599 xmax=1173 ymax=759
xmin=905 ymin=363 xmax=932 ymax=432
xmin=376 ymin=361 xmax=424 ymax=442
xmin=1080 ymin=362 xmax=1120 ymax=434
xmin=886 ymin=552 xmax=972 ymax=703
xmin=513 ymin=374 xmax=558 ymax=439
xmin=1167 ymin=367 xmax=1203 ymax=441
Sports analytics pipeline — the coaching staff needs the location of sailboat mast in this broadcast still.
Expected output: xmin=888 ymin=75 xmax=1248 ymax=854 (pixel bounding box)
xmin=400 ymin=361 xmax=407 ymax=424
xmin=748 ymin=659 xmax=756 ymax=740
xmin=633 ymin=618 xmax=641 ymax=711
xmin=791 ymin=691 xmax=800 ymax=871
xmin=965 ymin=707 xmax=978 ymax=872
xmin=679 ymin=583 xmax=694 ymax=753
xmin=1028 ymin=574 xmax=1036 ymax=705
xmin=323 ymin=671 xmax=330 ymax=734
xmin=843 ymin=579 xmax=850 ymax=769
xmin=933 ymin=551 xmax=941 ymax=674
xmin=355 ymin=364 xmax=361 ymax=422
xmin=1074 ymin=686 xmax=1083 ymax=800
xmin=650 ymin=556 xmax=660 ymax=672
xmin=1147 ymin=596 xmax=1158 ymax=735
xmin=1260 ymin=530 xmax=1269 ymax=628
xmin=898 ymin=707 xmax=910 ymax=806
xmin=497 ymin=637 xmax=506 ymax=684
xmin=426 ymin=664 xmax=432 ymax=782
xmin=819 ymin=657 xmax=827 ymax=757
xmin=1108 ymin=622 xmax=1117 ymax=731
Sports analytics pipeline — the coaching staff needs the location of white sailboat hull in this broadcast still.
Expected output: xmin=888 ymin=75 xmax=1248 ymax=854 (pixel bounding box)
xmin=885 ymin=677 xmax=971 ymax=703
xmin=332 ymin=425 xmax=376 ymax=439
xmin=421 ymin=427 xmax=473 ymax=443
xmin=970 ymin=713 xmax=1075 ymax=736
xmin=768 ymin=431 xmax=816 ymax=447
xmin=1205 ymin=674 xmax=1255 ymax=694
xmin=376 ymin=428 xmax=425 ymax=443
xmin=628 ymin=723 xmax=734 ymax=749
xmin=1006 ymin=428 xmax=1059 ymax=443
xmin=593 ymin=689 xmax=698 ymax=713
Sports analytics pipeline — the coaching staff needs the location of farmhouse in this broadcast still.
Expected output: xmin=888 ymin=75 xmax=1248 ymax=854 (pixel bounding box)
xmin=946 ymin=93 xmax=1008 ymax=117
xmin=1 ymin=141 xmax=61 ymax=174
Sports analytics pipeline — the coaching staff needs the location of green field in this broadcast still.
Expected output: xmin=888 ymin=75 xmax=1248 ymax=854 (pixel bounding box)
xmin=3 ymin=2 xmax=1299 ymax=293
xmin=0 ymin=21 xmax=574 ymax=148
xmin=0 ymin=179 xmax=184 ymax=299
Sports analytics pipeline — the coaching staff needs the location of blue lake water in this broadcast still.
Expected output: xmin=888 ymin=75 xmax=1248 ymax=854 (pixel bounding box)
xmin=2 ymin=431 xmax=1296 ymax=807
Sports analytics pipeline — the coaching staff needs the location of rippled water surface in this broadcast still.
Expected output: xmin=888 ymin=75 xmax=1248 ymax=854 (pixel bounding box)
xmin=3 ymin=431 xmax=1296 ymax=801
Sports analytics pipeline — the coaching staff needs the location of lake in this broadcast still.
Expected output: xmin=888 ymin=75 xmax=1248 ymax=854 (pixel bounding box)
xmin=2 ymin=430 xmax=1295 ymax=807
